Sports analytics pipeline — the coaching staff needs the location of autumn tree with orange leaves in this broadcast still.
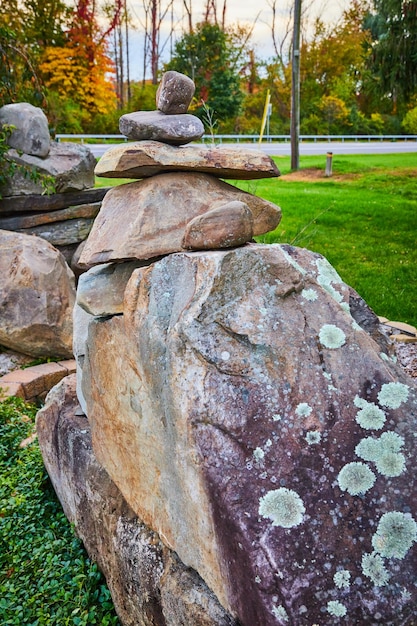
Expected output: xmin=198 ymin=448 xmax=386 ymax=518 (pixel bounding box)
xmin=39 ymin=0 xmax=122 ymax=129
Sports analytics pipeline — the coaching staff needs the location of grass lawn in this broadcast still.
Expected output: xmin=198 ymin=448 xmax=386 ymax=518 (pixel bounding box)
xmin=95 ymin=152 xmax=417 ymax=327
xmin=238 ymin=152 xmax=417 ymax=327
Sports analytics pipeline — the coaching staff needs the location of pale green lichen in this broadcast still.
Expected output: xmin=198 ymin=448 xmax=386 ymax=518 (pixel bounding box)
xmin=305 ymin=430 xmax=322 ymax=445
xmin=379 ymin=431 xmax=405 ymax=452
xmin=319 ymin=324 xmax=346 ymax=349
xmin=355 ymin=432 xmax=406 ymax=477
xmin=271 ymin=604 xmax=289 ymax=621
xmin=259 ymin=488 xmax=305 ymax=528
xmin=355 ymin=437 xmax=382 ymax=462
xmin=375 ymin=451 xmax=406 ymax=477
xmin=301 ymin=288 xmax=318 ymax=302
xmin=327 ymin=600 xmax=347 ymax=617
xmin=337 ymin=462 xmax=376 ymax=496
xmin=253 ymin=447 xmax=265 ymax=462
xmin=355 ymin=402 xmax=386 ymax=430
xmin=361 ymin=552 xmax=390 ymax=586
xmin=333 ymin=569 xmax=351 ymax=589
xmin=372 ymin=512 xmax=417 ymax=559
xmin=377 ymin=382 xmax=410 ymax=409
xmin=295 ymin=402 xmax=312 ymax=417
xmin=316 ymin=259 xmax=345 ymax=304
xmin=354 ymin=395 xmax=368 ymax=409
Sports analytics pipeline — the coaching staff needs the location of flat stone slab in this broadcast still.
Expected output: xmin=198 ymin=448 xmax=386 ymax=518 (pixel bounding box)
xmin=78 ymin=172 xmax=281 ymax=267
xmin=119 ymin=111 xmax=204 ymax=146
xmin=95 ymin=140 xmax=280 ymax=180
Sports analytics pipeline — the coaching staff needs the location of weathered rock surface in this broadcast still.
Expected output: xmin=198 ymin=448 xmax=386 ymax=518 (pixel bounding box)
xmin=0 ymin=102 xmax=50 ymax=157
xmin=0 ymin=187 xmax=109 ymax=215
xmin=0 ymin=229 xmax=75 ymax=357
xmin=78 ymin=244 xmax=417 ymax=625
xmin=95 ymin=140 xmax=280 ymax=180
xmin=156 ymin=71 xmax=195 ymax=114
xmin=77 ymin=260 xmax=151 ymax=317
xmin=36 ymin=374 xmax=238 ymax=626
xmin=79 ymin=173 xmax=281 ymax=267
xmin=2 ymin=142 xmax=96 ymax=196
xmin=119 ymin=111 xmax=204 ymax=146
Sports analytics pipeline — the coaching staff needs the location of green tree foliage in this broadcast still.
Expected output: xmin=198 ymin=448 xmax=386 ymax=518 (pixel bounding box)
xmin=365 ymin=0 xmax=417 ymax=112
xmin=165 ymin=22 xmax=244 ymax=130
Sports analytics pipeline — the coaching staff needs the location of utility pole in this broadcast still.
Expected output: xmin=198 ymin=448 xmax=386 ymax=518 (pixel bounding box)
xmin=291 ymin=0 xmax=301 ymax=170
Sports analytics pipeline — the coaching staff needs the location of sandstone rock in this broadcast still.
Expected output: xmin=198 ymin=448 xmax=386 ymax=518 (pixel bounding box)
xmin=0 ymin=102 xmax=50 ymax=157
xmin=77 ymin=261 xmax=150 ymax=317
xmin=182 ymin=201 xmax=253 ymax=250
xmin=79 ymin=244 xmax=417 ymax=625
xmin=95 ymin=140 xmax=280 ymax=180
xmin=156 ymin=71 xmax=195 ymax=114
xmin=0 ymin=229 xmax=75 ymax=358
xmin=36 ymin=374 xmax=238 ymax=626
xmin=119 ymin=111 xmax=204 ymax=146
xmin=0 ymin=187 xmax=109 ymax=215
xmin=79 ymin=173 xmax=281 ymax=267
xmin=2 ymin=142 xmax=96 ymax=196
xmin=73 ymin=303 xmax=91 ymax=415
xmin=17 ymin=216 xmax=95 ymax=246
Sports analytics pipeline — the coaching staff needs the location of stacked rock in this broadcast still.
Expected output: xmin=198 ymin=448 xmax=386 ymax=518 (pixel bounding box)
xmin=80 ymin=71 xmax=282 ymax=268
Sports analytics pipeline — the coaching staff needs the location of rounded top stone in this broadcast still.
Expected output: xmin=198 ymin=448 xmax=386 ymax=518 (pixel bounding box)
xmin=0 ymin=102 xmax=51 ymax=158
xmin=156 ymin=71 xmax=196 ymax=114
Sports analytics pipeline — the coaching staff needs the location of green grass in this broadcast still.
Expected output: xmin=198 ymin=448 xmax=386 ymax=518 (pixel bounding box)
xmin=95 ymin=152 xmax=417 ymax=326
xmin=0 ymin=396 xmax=120 ymax=625
xmin=237 ymin=153 xmax=417 ymax=327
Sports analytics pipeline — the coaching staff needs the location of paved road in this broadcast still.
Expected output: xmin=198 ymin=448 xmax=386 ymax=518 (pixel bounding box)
xmin=90 ymin=140 xmax=417 ymax=158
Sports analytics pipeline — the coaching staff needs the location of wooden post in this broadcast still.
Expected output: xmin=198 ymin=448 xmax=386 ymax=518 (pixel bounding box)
xmin=291 ymin=0 xmax=302 ymax=171
xmin=325 ymin=152 xmax=333 ymax=177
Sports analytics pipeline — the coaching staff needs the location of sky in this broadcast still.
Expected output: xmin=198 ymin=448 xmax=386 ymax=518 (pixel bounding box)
xmin=125 ymin=0 xmax=350 ymax=81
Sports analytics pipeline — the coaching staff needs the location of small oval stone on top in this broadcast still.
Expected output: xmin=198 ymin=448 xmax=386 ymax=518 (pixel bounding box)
xmin=156 ymin=71 xmax=196 ymax=114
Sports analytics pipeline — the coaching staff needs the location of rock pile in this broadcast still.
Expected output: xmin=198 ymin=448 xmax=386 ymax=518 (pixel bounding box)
xmin=37 ymin=72 xmax=417 ymax=626
xmin=0 ymin=102 xmax=106 ymax=267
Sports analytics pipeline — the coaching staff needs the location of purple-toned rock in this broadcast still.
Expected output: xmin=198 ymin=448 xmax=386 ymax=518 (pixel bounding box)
xmin=0 ymin=102 xmax=50 ymax=157
xmin=78 ymin=243 xmax=417 ymax=625
xmin=156 ymin=71 xmax=195 ymax=114
xmin=78 ymin=173 xmax=281 ymax=267
xmin=36 ymin=374 xmax=238 ymax=626
xmin=119 ymin=110 xmax=204 ymax=146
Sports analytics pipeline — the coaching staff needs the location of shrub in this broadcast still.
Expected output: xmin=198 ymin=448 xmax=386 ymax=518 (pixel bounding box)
xmin=0 ymin=395 xmax=120 ymax=625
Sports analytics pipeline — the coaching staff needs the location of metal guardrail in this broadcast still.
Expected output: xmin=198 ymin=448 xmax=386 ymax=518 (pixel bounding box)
xmin=55 ymin=133 xmax=417 ymax=144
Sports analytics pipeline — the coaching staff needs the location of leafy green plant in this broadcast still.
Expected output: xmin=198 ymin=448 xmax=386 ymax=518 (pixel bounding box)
xmin=200 ymin=99 xmax=218 ymax=145
xmin=0 ymin=124 xmax=17 ymax=196
xmin=0 ymin=123 xmax=56 ymax=197
xmin=0 ymin=396 xmax=120 ymax=625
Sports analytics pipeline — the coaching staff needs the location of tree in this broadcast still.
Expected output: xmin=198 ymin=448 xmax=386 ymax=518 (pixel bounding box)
xmin=165 ymin=21 xmax=244 ymax=128
xmin=39 ymin=0 xmax=120 ymax=125
xmin=365 ymin=0 xmax=417 ymax=112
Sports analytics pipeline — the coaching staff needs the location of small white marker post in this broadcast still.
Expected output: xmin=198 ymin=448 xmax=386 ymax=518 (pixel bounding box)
xmin=325 ymin=152 xmax=333 ymax=177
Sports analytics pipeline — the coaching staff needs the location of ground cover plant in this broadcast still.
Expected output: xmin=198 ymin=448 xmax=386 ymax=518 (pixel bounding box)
xmin=0 ymin=395 xmax=120 ymax=625
xmin=96 ymin=152 xmax=417 ymax=327
xmin=238 ymin=152 xmax=417 ymax=327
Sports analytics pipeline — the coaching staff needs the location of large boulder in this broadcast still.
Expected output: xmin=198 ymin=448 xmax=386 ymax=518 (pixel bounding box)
xmin=36 ymin=374 xmax=238 ymax=626
xmin=79 ymin=173 xmax=281 ymax=267
xmin=2 ymin=142 xmax=96 ymax=196
xmin=0 ymin=229 xmax=75 ymax=357
xmin=0 ymin=102 xmax=50 ymax=157
xmin=77 ymin=243 xmax=417 ymax=625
